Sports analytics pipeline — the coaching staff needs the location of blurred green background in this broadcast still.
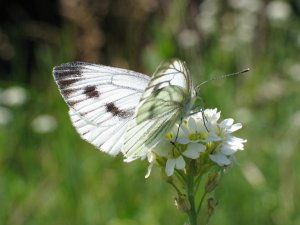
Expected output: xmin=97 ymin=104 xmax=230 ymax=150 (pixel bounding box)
xmin=1 ymin=0 xmax=300 ymax=224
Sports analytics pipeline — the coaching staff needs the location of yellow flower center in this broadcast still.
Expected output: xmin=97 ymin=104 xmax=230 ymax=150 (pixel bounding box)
xmin=188 ymin=131 xmax=208 ymax=141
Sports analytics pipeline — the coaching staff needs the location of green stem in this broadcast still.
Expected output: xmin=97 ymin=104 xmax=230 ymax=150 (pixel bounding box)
xmin=197 ymin=191 xmax=207 ymax=215
xmin=187 ymin=175 xmax=197 ymax=225
xmin=170 ymin=182 xmax=183 ymax=196
xmin=194 ymin=173 xmax=203 ymax=195
xmin=175 ymin=169 xmax=187 ymax=183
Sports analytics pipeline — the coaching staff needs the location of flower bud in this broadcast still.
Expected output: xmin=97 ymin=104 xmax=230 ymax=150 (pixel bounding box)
xmin=175 ymin=195 xmax=191 ymax=213
xmin=207 ymin=197 xmax=218 ymax=216
xmin=205 ymin=172 xmax=221 ymax=192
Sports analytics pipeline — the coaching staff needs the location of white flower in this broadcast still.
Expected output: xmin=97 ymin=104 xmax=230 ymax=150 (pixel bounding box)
xmin=31 ymin=114 xmax=57 ymax=133
xmin=0 ymin=86 xmax=28 ymax=106
xmin=202 ymin=110 xmax=247 ymax=166
xmin=165 ymin=156 xmax=186 ymax=177
xmin=147 ymin=108 xmax=246 ymax=177
xmin=164 ymin=142 xmax=206 ymax=177
xmin=266 ymin=1 xmax=291 ymax=22
xmin=287 ymin=63 xmax=300 ymax=82
xmin=228 ymin=0 xmax=262 ymax=13
xmin=177 ymin=29 xmax=199 ymax=49
xmin=196 ymin=0 xmax=218 ymax=35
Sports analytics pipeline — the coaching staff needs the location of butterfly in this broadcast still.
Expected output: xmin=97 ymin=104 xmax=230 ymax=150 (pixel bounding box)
xmin=53 ymin=59 xmax=196 ymax=159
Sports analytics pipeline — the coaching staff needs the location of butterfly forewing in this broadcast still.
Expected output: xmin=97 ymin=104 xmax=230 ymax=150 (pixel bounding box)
xmin=53 ymin=62 xmax=150 ymax=155
xmin=54 ymin=62 xmax=149 ymax=126
xmin=122 ymin=60 xmax=195 ymax=158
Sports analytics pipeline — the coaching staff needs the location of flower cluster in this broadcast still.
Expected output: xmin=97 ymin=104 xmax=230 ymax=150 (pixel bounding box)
xmin=146 ymin=108 xmax=246 ymax=177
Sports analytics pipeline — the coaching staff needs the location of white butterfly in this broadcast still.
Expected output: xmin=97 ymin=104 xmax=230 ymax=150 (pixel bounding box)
xmin=53 ymin=59 xmax=196 ymax=159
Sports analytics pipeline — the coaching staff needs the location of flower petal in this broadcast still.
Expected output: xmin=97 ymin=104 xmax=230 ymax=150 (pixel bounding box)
xmin=175 ymin=156 xmax=185 ymax=169
xmin=220 ymin=145 xmax=237 ymax=155
xmin=166 ymin=159 xmax=176 ymax=176
xmin=227 ymin=136 xmax=247 ymax=144
xmin=182 ymin=148 xmax=199 ymax=159
xmin=220 ymin=118 xmax=234 ymax=128
xmin=177 ymin=137 xmax=190 ymax=144
xmin=188 ymin=117 xmax=197 ymax=133
xmin=204 ymin=131 xmax=221 ymax=142
xmin=124 ymin=157 xmax=138 ymax=162
xmin=145 ymin=163 xmax=154 ymax=178
xmin=179 ymin=125 xmax=190 ymax=138
xmin=227 ymin=123 xmax=242 ymax=132
xmin=209 ymin=154 xmax=231 ymax=166
xmin=205 ymin=108 xmax=220 ymax=123
xmin=183 ymin=143 xmax=206 ymax=159
xmin=152 ymin=140 xmax=172 ymax=157
xmin=225 ymin=136 xmax=247 ymax=150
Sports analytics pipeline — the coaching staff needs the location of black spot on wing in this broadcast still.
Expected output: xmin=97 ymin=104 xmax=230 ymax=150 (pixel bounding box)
xmin=57 ymin=78 xmax=80 ymax=88
xmin=53 ymin=62 xmax=84 ymax=79
xmin=61 ymin=89 xmax=75 ymax=97
xmin=106 ymin=102 xmax=134 ymax=119
xmin=68 ymin=100 xmax=80 ymax=107
xmin=55 ymin=68 xmax=82 ymax=77
xmin=84 ymin=85 xmax=100 ymax=98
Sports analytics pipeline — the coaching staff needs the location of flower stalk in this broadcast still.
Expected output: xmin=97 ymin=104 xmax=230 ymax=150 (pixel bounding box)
xmin=187 ymin=174 xmax=197 ymax=225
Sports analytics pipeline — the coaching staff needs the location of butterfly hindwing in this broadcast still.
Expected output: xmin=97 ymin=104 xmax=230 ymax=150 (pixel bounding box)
xmin=135 ymin=85 xmax=187 ymax=124
xmin=123 ymin=111 xmax=179 ymax=159
xmin=122 ymin=60 xmax=196 ymax=158
xmin=69 ymin=109 xmax=129 ymax=155
xmin=53 ymin=62 xmax=150 ymax=155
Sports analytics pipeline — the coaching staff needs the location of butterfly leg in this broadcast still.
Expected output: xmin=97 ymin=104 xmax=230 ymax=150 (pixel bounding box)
xmin=200 ymin=109 xmax=209 ymax=132
xmin=170 ymin=118 xmax=183 ymax=153
xmin=189 ymin=108 xmax=209 ymax=132
xmin=174 ymin=118 xmax=183 ymax=142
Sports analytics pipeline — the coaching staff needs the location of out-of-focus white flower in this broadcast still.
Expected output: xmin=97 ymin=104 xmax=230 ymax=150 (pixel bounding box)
xmin=257 ymin=77 xmax=286 ymax=101
xmin=0 ymin=86 xmax=28 ymax=106
xmin=228 ymin=0 xmax=262 ymax=13
xmin=147 ymin=108 xmax=246 ymax=177
xmin=236 ymin=13 xmax=257 ymax=43
xmin=177 ymin=29 xmax=199 ymax=49
xmin=0 ymin=106 xmax=12 ymax=125
xmin=266 ymin=1 xmax=291 ymax=22
xmin=196 ymin=0 xmax=218 ymax=35
xmin=287 ymin=63 xmax=300 ymax=82
xmin=241 ymin=162 xmax=266 ymax=189
xmin=234 ymin=107 xmax=253 ymax=124
xmin=31 ymin=114 xmax=57 ymax=133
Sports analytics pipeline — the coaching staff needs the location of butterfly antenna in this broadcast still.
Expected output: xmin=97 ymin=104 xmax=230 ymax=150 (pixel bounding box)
xmin=196 ymin=68 xmax=250 ymax=90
